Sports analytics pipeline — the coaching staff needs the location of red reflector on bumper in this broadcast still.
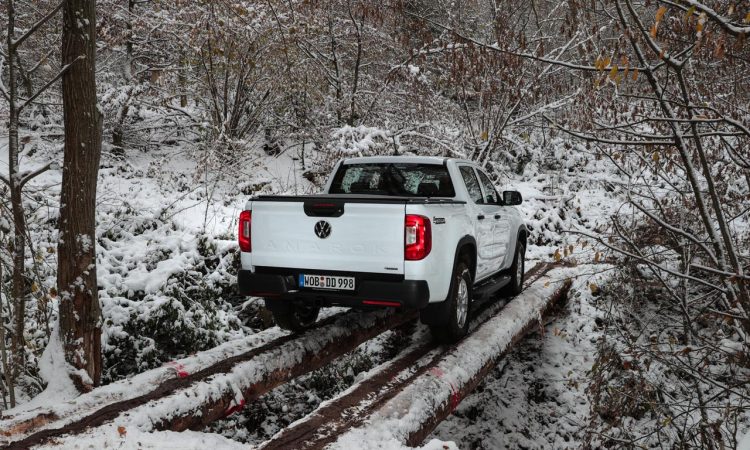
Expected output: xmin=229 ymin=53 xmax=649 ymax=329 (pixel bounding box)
xmin=362 ymin=300 xmax=401 ymax=307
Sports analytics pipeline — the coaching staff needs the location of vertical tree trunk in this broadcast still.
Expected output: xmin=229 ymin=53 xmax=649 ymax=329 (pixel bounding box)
xmin=0 ymin=259 xmax=16 ymax=407
xmin=5 ymin=0 xmax=29 ymax=392
xmin=111 ymin=0 xmax=135 ymax=157
xmin=58 ymin=0 xmax=103 ymax=390
xmin=179 ymin=49 xmax=188 ymax=108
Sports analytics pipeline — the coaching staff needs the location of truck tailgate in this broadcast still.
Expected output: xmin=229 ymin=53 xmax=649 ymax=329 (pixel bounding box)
xmin=251 ymin=200 xmax=406 ymax=274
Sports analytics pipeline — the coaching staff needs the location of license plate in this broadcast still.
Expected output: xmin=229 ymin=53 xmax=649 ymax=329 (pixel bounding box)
xmin=299 ymin=274 xmax=355 ymax=291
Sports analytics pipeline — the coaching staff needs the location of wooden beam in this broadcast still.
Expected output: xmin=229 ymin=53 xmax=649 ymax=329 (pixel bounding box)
xmin=326 ymin=272 xmax=573 ymax=449
xmin=2 ymin=308 xmax=417 ymax=449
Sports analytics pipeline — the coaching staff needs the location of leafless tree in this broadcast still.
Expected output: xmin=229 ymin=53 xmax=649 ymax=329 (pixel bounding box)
xmin=1 ymin=0 xmax=66 ymax=406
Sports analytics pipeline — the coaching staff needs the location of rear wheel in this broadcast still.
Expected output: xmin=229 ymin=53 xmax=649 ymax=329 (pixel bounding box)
xmin=429 ymin=260 xmax=472 ymax=344
xmin=501 ymin=240 xmax=525 ymax=297
xmin=264 ymin=299 xmax=320 ymax=332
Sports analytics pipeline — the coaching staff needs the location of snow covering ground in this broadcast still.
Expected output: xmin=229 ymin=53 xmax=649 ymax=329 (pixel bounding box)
xmin=4 ymin=130 xmax=746 ymax=448
xmin=2 ymin=322 xmax=288 ymax=430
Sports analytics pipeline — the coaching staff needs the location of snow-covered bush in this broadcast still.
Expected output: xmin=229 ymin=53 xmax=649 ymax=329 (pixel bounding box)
xmin=583 ymin=265 xmax=750 ymax=448
xmin=101 ymin=234 xmax=243 ymax=382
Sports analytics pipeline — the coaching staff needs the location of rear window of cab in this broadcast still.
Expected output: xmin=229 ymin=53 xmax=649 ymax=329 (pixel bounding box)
xmin=329 ymin=163 xmax=456 ymax=197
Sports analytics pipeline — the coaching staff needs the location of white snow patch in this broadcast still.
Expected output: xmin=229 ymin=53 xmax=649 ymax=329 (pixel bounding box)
xmin=36 ymin=427 xmax=247 ymax=450
xmin=739 ymin=430 xmax=750 ymax=450
xmin=18 ymin=312 xmax=80 ymax=411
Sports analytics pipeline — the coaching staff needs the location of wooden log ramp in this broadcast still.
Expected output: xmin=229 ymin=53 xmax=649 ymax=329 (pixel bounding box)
xmin=0 ymin=307 xmax=417 ymax=449
xmin=0 ymin=262 xmax=569 ymax=449
xmin=0 ymin=321 xmax=293 ymax=439
xmin=258 ymin=262 xmax=565 ymax=450
xmin=325 ymin=268 xmax=573 ymax=449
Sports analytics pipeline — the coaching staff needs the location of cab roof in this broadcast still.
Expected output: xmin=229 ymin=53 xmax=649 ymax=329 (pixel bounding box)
xmin=341 ymin=155 xmax=475 ymax=166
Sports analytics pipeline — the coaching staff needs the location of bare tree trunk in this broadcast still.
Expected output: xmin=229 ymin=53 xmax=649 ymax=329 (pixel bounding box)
xmin=0 ymin=260 xmax=15 ymax=407
xmin=5 ymin=0 xmax=29 ymax=390
xmin=179 ymin=49 xmax=188 ymax=108
xmin=347 ymin=3 xmax=363 ymax=126
xmin=111 ymin=0 xmax=136 ymax=158
xmin=58 ymin=0 xmax=103 ymax=390
xmin=327 ymin=13 xmax=343 ymax=124
xmin=111 ymin=88 xmax=132 ymax=156
xmin=9 ymin=179 xmax=26 ymax=383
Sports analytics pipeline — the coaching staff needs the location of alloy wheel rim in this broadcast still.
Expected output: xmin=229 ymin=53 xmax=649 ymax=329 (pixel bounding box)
xmin=456 ymin=277 xmax=469 ymax=328
xmin=516 ymin=248 xmax=524 ymax=286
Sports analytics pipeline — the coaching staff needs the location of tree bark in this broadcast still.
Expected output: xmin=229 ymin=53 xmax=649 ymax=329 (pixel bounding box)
xmin=0 ymin=259 xmax=16 ymax=408
xmin=58 ymin=0 xmax=103 ymax=390
xmin=5 ymin=0 xmax=29 ymax=398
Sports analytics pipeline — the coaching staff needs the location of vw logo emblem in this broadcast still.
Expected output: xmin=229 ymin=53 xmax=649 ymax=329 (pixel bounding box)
xmin=314 ymin=220 xmax=332 ymax=239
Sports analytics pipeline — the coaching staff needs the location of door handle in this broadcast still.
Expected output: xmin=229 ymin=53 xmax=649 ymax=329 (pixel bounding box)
xmin=494 ymin=214 xmax=502 ymax=219
xmin=477 ymin=214 xmax=485 ymax=220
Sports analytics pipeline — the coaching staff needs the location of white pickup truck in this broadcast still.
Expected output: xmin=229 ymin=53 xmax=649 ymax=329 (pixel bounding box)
xmin=238 ymin=156 xmax=528 ymax=342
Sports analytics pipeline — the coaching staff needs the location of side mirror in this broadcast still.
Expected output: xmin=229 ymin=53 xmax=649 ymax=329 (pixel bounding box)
xmin=503 ymin=190 xmax=522 ymax=206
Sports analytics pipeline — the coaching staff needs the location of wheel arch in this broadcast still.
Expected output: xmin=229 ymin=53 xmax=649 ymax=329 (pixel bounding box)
xmin=453 ymin=235 xmax=477 ymax=281
xmin=517 ymin=225 xmax=528 ymax=248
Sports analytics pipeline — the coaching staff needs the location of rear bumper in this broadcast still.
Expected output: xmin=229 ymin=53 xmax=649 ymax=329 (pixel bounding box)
xmin=238 ymin=269 xmax=430 ymax=309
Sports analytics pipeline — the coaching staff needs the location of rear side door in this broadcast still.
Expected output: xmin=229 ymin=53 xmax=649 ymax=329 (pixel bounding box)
xmin=458 ymin=165 xmax=495 ymax=281
xmin=475 ymin=169 xmax=510 ymax=270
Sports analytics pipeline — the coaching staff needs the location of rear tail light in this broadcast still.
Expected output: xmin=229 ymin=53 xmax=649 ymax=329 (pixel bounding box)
xmin=239 ymin=210 xmax=252 ymax=252
xmin=405 ymin=214 xmax=431 ymax=260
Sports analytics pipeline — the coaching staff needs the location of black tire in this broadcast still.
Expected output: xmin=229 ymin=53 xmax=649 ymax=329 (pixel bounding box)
xmin=429 ymin=260 xmax=472 ymax=344
xmin=264 ymin=299 xmax=320 ymax=332
xmin=501 ymin=240 xmax=526 ymax=297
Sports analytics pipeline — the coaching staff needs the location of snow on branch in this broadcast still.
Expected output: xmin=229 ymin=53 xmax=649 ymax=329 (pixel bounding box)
xmin=659 ymin=0 xmax=750 ymax=37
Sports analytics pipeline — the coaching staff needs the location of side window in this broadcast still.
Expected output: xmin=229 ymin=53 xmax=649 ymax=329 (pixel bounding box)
xmin=476 ymin=170 xmax=499 ymax=204
xmin=459 ymin=166 xmax=483 ymax=204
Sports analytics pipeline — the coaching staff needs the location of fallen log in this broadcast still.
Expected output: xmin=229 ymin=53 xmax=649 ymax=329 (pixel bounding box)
xmin=3 ymin=308 xmax=417 ymax=449
xmin=327 ymin=269 xmax=573 ymax=449
xmin=0 ymin=321 xmax=290 ymax=441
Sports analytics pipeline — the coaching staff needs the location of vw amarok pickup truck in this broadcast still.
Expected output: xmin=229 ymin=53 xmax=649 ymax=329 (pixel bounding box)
xmin=238 ymin=156 xmax=528 ymax=342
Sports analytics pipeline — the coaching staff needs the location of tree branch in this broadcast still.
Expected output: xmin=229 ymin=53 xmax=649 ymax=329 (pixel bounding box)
xmin=543 ymin=114 xmax=676 ymax=146
xmin=18 ymin=57 xmax=83 ymax=112
xmin=658 ymin=0 xmax=750 ymax=37
xmin=402 ymin=8 xmax=658 ymax=73
xmin=566 ymin=229 xmax=728 ymax=294
xmin=627 ymin=193 xmax=718 ymax=267
xmin=19 ymin=161 xmax=60 ymax=189
xmin=10 ymin=1 xmax=64 ymax=50
xmin=27 ymin=49 xmax=56 ymax=75
xmin=691 ymin=264 xmax=750 ymax=281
